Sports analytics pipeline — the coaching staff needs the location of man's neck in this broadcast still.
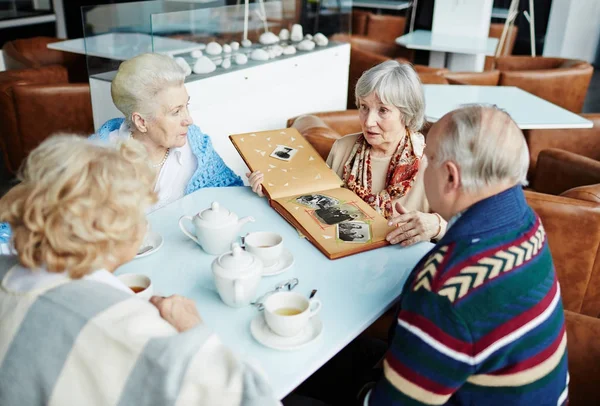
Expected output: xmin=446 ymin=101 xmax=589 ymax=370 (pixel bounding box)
xmin=447 ymin=182 xmax=516 ymax=220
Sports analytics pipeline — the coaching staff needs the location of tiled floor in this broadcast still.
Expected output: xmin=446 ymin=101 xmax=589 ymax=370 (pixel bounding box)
xmin=0 ymin=71 xmax=599 ymax=198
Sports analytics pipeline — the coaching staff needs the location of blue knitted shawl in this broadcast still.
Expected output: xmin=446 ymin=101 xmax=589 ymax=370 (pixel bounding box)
xmin=93 ymin=118 xmax=243 ymax=193
xmin=0 ymin=119 xmax=242 ymax=244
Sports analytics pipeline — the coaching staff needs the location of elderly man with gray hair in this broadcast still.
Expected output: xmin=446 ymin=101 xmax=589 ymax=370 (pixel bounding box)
xmin=285 ymin=105 xmax=568 ymax=406
xmin=365 ymin=105 xmax=568 ymax=405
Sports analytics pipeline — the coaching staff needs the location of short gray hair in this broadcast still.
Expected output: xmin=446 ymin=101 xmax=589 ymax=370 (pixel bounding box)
xmin=355 ymin=60 xmax=425 ymax=132
xmin=435 ymin=104 xmax=529 ymax=193
xmin=111 ymin=53 xmax=186 ymax=128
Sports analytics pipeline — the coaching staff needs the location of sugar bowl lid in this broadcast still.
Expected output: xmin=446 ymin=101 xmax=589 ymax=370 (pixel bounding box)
xmin=213 ymin=242 xmax=262 ymax=277
xmin=198 ymin=201 xmax=236 ymax=226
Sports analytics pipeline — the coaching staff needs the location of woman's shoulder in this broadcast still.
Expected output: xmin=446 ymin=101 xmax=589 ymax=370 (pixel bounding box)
xmin=332 ymin=132 xmax=361 ymax=152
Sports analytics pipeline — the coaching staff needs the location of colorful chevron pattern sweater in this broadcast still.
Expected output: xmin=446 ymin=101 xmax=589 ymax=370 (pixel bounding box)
xmin=368 ymin=186 xmax=568 ymax=405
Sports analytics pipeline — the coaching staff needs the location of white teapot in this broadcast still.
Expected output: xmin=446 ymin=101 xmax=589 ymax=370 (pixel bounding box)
xmin=179 ymin=201 xmax=254 ymax=255
xmin=212 ymin=242 xmax=263 ymax=307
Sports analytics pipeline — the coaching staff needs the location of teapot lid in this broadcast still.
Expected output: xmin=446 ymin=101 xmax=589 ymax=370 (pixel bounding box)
xmin=215 ymin=243 xmax=261 ymax=275
xmin=199 ymin=202 xmax=235 ymax=225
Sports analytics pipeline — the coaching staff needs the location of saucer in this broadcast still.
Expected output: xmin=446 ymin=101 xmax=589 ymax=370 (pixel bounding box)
xmin=250 ymin=313 xmax=322 ymax=351
xmin=135 ymin=231 xmax=163 ymax=259
xmin=262 ymin=248 xmax=294 ymax=276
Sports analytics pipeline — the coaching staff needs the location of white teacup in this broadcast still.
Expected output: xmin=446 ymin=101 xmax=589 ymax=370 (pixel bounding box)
xmin=118 ymin=274 xmax=153 ymax=301
xmin=263 ymin=291 xmax=321 ymax=337
xmin=245 ymin=232 xmax=283 ymax=267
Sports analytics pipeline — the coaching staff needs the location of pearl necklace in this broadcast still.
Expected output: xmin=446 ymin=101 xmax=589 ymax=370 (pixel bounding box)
xmin=151 ymin=148 xmax=170 ymax=168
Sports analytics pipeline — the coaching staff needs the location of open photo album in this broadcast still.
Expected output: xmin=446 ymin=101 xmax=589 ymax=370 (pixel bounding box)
xmin=230 ymin=128 xmax=395 ymax=259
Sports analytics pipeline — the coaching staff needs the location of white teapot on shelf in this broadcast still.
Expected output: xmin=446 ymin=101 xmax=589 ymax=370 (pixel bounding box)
xmin=179 ymin=201 xmax=254 ymax=255
xmin=212 ymin=242 xmax=263 ymax=307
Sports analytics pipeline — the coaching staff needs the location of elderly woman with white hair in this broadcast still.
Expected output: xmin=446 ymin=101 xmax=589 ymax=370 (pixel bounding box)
xmin=0 ymin=135 xmax=279 ymax=405
xmin=249 ymin=60 xmax=447 ymax=246
xmin=93 ymin=52 xmax=242 ymax=212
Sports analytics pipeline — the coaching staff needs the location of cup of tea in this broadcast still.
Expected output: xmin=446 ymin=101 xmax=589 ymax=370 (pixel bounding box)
xmin=263 ymin=291 xmax=321 ymax=337
xmin=117 ymin=273 xmax=153 ymax=301
xmin=245 ymin=232 xmax=283 ymax=267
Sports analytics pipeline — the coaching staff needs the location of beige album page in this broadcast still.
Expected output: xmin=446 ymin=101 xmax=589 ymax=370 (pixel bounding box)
xmin=230 ymin=128 xmax=343 ymax=200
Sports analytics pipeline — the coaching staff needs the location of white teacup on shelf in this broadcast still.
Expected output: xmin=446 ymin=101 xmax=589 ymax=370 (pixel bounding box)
xmin=245 ymin=232 xmax=283 ymax=267
xmin=263 ymin=291 xmax=321 ymax=337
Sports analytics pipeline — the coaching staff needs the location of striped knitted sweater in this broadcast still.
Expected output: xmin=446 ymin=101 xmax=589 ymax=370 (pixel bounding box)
xmin=368 ymin=186 xmax=568 ymax=405
xmin=0 ymin=256 xmax=280 ymax=406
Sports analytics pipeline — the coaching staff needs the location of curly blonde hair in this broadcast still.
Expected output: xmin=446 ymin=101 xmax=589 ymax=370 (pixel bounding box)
xmin=0 ymin=135 xmax=157 ymax=278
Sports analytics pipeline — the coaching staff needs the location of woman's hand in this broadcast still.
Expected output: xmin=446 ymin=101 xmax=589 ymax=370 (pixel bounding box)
xmin=386 ymin=203 xmax=441 ymax=246
xmin=246 ymin=171 xmax=265 ymax=197
xmin=150 ymin=295 xmax=202 ymax=332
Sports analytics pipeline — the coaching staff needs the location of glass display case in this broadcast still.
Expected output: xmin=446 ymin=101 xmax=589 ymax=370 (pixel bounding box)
xmin=81 ymin=0 xmax=351 ymax=80
xmin=83 ymin=0 xmax=351 ymax=179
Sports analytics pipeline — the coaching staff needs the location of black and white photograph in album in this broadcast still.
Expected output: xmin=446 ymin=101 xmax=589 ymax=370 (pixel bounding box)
xmin=270 ymin=145 xmax=298 ymax=161
xmin=295 ymin=194 xmax=340 ymax=209
xmin=314 ymin=204 xmax=365 ymax=225
xmin=337 ymin=221 xmax=371 ymax=243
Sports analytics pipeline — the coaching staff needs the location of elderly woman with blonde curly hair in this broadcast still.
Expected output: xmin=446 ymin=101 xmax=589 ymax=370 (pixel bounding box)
xmin=0 ymin=135 xmax=279 ymax=406
xmin=249 ymin=60 xmax=447 ymax=246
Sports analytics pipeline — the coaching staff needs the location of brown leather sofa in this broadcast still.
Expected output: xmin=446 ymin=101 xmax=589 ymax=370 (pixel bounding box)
xmin=496 ymin=56 xmax=594 ymax=113
xmin=524 ymin=113 xmax=600 ymax=179
xmin=2 ymin=36 xmax=88 ymax=83
xmin=0 ymin=66 xmax=94 ymax=175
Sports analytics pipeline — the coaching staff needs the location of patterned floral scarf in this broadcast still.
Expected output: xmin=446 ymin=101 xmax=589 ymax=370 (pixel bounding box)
xmin=342 ymin=131 xmax=421 ymax=219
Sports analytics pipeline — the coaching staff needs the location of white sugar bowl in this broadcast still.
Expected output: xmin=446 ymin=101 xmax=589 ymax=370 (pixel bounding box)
xmin=212 ymin=243 xmax=263 ymax=307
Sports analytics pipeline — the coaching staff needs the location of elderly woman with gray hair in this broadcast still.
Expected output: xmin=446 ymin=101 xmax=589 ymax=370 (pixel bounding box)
xmin=249 ymin=60 xmax=447 ymax=246
xmin=93 ymin=53 xmax=242 ymax=212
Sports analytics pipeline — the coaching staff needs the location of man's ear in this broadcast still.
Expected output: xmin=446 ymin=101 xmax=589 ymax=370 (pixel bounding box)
xmin=444 ymin=161 xmax=461 ymax=193
xmin=131 ymin=112 xmax=147 ymax=133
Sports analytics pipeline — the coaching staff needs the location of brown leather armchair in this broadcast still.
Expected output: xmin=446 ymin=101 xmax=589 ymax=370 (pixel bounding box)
xmin=525 ymin=190 xmax=600 ymax=317
xmin=0 ymin=66 xmax=94 ymax=175
xmin=496 ymin=56 xmax=594 ymax=113
xmin=524 ymin=113 xmax=600 ymax=179
xmin=338 ymin=12 xmax=413 ymax=61
xmin=2 ymin=36 xmax=88 ymax=83
xmin=531 ymin=148 xmax=600 ymax=202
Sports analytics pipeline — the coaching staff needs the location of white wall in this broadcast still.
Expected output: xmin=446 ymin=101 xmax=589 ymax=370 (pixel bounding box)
xmin=0 ymin=51 xmax=5 ymax=72
xmin=544 ymin=0 xmax=600 ymax=62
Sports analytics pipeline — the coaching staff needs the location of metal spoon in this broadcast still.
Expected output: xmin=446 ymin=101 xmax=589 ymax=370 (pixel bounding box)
xmin=251 ymin=278 xmax=299 ymax=310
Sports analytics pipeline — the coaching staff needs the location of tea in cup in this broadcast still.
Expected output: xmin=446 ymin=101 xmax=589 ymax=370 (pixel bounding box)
xmin=117 ymin=273 xmax=153 ymax=301
xmin=263 ymin=291 xmax=321 ymax=337
xmin=245 ymin=232 xmax=283 ymax=267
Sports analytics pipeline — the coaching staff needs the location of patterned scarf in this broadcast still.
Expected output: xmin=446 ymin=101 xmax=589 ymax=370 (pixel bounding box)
xmin=342 ymin=131 xmax=421 ymax=219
